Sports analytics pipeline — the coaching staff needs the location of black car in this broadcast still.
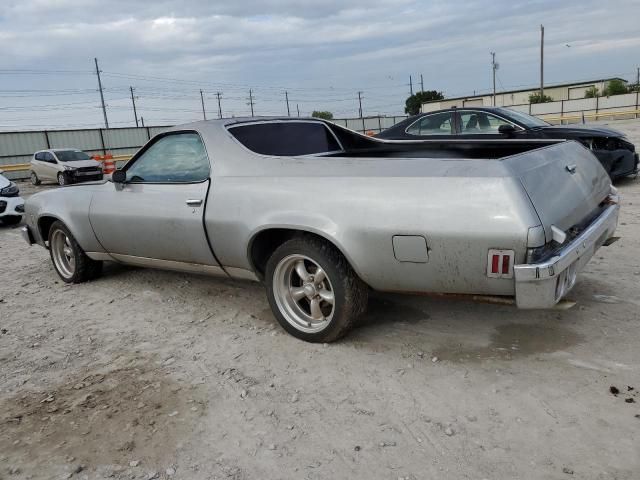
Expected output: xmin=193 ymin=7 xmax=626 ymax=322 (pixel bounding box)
xmin=377 ymin=107 xmax=639 ymax=179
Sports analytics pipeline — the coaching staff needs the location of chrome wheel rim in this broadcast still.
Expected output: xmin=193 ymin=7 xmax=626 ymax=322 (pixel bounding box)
xmin=58 ymin=174 xmax=66 ymax=186
xmin=273 ymin=254 xmax=335 ymax=334
xmin=51 ymin=229 xmax=75 ymax=279
xmin=30 ymin=172 xmax=38 ymax=185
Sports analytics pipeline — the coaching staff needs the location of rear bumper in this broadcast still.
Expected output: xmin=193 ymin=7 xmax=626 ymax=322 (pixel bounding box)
xmin=514 ymin=203 xmax=619 ymax=309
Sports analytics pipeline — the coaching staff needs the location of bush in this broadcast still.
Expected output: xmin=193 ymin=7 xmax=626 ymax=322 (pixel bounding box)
xmin=584 ymin=86 xmax=599 ymax=98
xmin=312 ymin=111 xmax=333 ymax=120
xmin=405 ymin=90 xmax=444 ymax=115
xmin=529 ymin=92 xmax=554 ymax=104
xmin=602 ymin=79 xmax=628 ymax=96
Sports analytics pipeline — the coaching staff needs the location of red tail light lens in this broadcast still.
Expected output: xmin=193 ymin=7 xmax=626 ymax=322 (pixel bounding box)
xmin=491 ymin=255 xmax=500 ymax=274
xmin=487 ymin=249 xmax=515 ymax=279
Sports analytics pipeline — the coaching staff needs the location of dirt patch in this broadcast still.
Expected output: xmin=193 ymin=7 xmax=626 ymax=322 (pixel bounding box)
xmin=0 ymin=358 xmax=207 ymax=479
xmin=432 ymin=323 xmax=583 ymax=363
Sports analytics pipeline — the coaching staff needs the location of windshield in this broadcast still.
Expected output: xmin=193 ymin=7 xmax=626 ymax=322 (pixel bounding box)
xmin=55 ymin=150 xmax=92 ymax=162
xmin=497 ymin=108 xmax=549 ymax=128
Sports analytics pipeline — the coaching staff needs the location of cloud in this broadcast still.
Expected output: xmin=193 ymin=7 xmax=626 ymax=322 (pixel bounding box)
xmin=0 ymin=0 xmax=639 ymax=128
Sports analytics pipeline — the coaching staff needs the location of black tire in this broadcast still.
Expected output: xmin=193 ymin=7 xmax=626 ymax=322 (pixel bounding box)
xmin=57 ymin=172 xmax=74 ymax=186
xmin=48 ymin=220 xmax=102 ymax=283
xmin=30 ymin=171 xmax=41 ymax=186
xmin=265 ymin=235 xmax=368 ymax=343
xmin=1 ymin=215 xmax=22 ymax=226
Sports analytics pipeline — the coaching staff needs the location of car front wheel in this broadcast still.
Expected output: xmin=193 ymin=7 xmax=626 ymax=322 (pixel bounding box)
xmin=30 ymin=171 xmax=41 ymax=185
xmin=48 ymin=221 xmax=102 ymax=283
xmin=265 ymin=235 xmax=368 ymax=342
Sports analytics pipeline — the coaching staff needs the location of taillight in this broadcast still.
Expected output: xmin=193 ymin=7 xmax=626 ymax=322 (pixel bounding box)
xmin=487 ymin=249 xmax=515 ymax=279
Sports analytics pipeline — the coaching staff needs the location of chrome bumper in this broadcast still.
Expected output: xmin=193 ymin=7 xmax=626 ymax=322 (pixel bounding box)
xmin=514 ymin=203 xmax=619 ymax=309
xmin=21 ymin=225 xmax=34 ymax=245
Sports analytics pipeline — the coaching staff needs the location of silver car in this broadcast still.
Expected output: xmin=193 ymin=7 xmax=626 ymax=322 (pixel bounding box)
xmin=30 ymin=149 xmax=103 ymax=186
xmin=22 ymin=118 xmax=620 ymax=342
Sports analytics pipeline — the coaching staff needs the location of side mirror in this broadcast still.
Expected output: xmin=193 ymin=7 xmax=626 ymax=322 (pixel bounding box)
xmin=112 ymin=169 xmax=126 ymax=183
xmin=498 ymin=124 xmax=516 ymax=136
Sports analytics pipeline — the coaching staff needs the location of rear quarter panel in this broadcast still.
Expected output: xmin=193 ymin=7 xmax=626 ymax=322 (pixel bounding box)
xmin=202 ymin=127 xmax=540 ymax=296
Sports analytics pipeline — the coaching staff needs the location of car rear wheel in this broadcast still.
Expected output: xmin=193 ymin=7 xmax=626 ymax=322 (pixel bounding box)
xmin=265 ymin=235 xmax=368 ymax=342
xmin=30 ymin=171 xmax=41 ymax=186
xmin=48 ymin=221 xmax=102 ymax=283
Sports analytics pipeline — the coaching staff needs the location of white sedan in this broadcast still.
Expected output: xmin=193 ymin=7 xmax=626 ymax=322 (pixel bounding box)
xmin=0 ymin=171 xmax=25 ymax=226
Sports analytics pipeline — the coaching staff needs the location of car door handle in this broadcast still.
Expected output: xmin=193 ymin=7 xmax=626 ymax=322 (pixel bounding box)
xmin=186 ymin=199 xmax=203 ymax=207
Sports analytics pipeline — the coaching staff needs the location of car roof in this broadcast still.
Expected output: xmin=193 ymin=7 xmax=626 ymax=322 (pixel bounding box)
xmin=419 ymin=106 xmax=509 ymax=115
xmin=35 ymin=148 xmax=84 ymax=153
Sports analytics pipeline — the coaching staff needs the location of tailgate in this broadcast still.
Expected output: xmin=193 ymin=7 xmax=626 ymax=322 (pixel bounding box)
xmin=503 ymin=141 xmax=611 ymax=243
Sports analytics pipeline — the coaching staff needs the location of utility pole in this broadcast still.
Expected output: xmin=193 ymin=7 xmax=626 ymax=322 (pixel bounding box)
xmin=129 ymin=86 xmax=139 ymax=127
xmin=357 ymin=91 xmax=363 ymax=118
xmin=285 ymin=91 xmax=290 ymax=116
xmin=409 ymin=75 xmax=413 ymax=96
xmin=94 ymin=58 xmax=109 ymax=129
xmin=199 ymin=89 xmax=207 ymax=120
xmin=540 ymin=24 xmax=544 ymax=100
xmin=215 ymin=92 xmax=222 ymax=119
xmin=420 ymin=74 xmax=424 ymax=93
xmin=296 ymin=104 xmax=300 ymax=117
xmin=248 ymin=89 xmax=255 ymax=116
xmin=491 ymin=52 xmax=497 ymax=106
xmin=140 ymin=116 xmax=145 ymax=127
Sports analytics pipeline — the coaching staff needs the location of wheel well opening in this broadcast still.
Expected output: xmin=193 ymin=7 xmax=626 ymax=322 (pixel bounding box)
xmin=249 ymin=229 xmax=299 ymax=280
xmin=38 ymin=216 xmax=58 ymax=245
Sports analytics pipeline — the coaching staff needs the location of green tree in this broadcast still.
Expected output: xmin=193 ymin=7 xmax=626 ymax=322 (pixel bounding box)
xmin=312 ymin=110 xmax=334 ymax=120
xmin=584 ymin=86 xmax=599 ymax=98
xmin=405 ymin=90 xmax=444 ymax=115
xmin=528 ymin=92 xmax=554 ymax=104
xmin=602 ymin=79 xmax=628 ymax=96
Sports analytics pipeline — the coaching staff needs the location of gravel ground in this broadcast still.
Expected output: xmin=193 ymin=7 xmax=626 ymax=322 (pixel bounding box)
xmin=1 ymin=126 xmax=639 ymax=479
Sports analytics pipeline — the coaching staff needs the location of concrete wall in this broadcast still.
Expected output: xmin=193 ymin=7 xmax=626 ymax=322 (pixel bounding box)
xmin=423 ymin=80 xmax=627 ymax=111
xmin=422 ymin=92 xmax=640 ymax=124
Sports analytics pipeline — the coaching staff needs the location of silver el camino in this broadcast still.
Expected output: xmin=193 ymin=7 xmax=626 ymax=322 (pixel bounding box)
xmin=22 ymin=118 xmax=620 ymax=342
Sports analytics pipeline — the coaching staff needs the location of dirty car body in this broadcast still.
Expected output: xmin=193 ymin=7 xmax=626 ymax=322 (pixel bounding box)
xmin=22 ymin=118 xmax=620 ymax=341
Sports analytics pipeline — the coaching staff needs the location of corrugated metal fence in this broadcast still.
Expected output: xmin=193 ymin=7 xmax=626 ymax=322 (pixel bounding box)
xmin=0 ymin=116 xmax=407 ymax=179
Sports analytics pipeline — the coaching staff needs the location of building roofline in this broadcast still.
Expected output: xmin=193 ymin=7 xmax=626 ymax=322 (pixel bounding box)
xmin=425 ymin=77 xmax=628 ymax=104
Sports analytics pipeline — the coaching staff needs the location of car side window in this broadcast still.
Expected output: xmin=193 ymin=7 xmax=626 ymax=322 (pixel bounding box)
xmin=125 ymin=132 xmax=210 ymax=183
xmin=35 ymin=152 xmax=45 ymax=161
xmin=406 ymin=112 xmax=453 ymax=136
xmin=228 ymin=122 xmax=341 ymax=156
xmin=459 ymin=111 xmax=512 ymax=134
xmin=44 ymin=152 xmax=56 ymax=162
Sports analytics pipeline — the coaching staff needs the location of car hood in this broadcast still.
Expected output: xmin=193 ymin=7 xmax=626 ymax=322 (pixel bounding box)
xmin=537 ymin=124 xmax=626 ymax=138
xmin=0 ymin=174 xmax=10 ymax=189
xmin=61 ymin=159 xmax=102 ymax=168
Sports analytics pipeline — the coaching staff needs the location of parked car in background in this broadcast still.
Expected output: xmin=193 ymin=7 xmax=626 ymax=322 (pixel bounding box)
xmin=377 ymin=107 xmax=639 ymax=180
xmin=30 ymin=149 xmax=103 ymax=186
xmin=22 ymin=118 xmax=619 ymax=342
xmin=0 ymin=171 xmax=24 ymax=225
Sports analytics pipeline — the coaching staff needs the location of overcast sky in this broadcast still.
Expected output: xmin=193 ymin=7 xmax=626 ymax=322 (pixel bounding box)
xmin=1 ymin=0 xmax=639 ymax=130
